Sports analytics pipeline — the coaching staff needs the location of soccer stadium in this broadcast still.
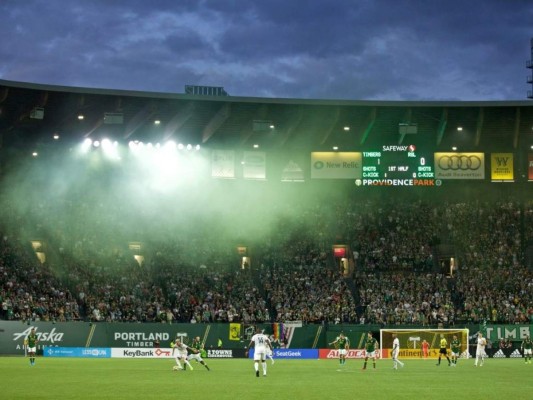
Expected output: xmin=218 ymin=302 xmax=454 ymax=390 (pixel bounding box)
xmin=0 ymin=78 xmax=532 ymax=399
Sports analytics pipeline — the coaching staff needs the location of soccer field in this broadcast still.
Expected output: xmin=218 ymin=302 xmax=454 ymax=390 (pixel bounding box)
xmin=2 ymin=357 xmax=532 ymax=400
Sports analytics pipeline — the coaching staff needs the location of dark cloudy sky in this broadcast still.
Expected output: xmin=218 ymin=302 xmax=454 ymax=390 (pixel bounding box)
xmin=1 ymin=0 xmax=532 ymax=101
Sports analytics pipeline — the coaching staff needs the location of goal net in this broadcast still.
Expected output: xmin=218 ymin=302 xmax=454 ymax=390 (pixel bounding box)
xmin=380 ymin=328 xmax=469 ymax=359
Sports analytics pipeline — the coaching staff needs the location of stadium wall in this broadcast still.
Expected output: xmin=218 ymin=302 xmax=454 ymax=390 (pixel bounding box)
xmin=1 ymin=321 xmax=530 ymax=356
xmin=1 ymin=321 xmax=354 ymax=355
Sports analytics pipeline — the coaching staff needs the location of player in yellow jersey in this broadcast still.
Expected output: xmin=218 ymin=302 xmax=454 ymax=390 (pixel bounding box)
xmin=436 ymin=335 xmax=451 ymax=366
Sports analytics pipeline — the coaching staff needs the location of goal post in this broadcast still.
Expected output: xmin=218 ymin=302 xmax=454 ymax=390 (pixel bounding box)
xmin=380 ymin=328 xmax=469 ymax=359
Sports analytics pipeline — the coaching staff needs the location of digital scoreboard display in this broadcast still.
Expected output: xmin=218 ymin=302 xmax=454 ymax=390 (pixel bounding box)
xmin=357 ymin=145 xmax=438 ymax=187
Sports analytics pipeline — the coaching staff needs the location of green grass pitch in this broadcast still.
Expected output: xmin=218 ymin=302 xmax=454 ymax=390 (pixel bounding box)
xmin=2 ymin=357 xmax=533 ymax=400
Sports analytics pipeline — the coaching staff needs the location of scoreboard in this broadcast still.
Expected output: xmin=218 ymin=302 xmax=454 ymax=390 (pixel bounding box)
xmin=312 ymin=147 xmax=506 ymax=186
xmin=357 ymin=145 xmax=438 ymax=186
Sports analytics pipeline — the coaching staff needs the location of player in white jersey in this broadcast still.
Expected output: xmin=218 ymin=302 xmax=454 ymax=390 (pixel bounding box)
xmin=171 ymin=338 xmax=195 ymax=371
xmin=391 ymin=333 xmax=405 ymax=369
xmin=474 ymin=332 xmax=487 ymax=367
xmin=266 ymin=341 xmax=275 ymax=365
xmin=247 ymin=328 xmax=272 ymax=377
xmin=264 ymin=333 xmax=277 ymax=365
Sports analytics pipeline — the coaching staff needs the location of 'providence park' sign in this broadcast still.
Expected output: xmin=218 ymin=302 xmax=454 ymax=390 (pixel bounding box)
xmin=484 ymin=325 xmax=532 ymax=342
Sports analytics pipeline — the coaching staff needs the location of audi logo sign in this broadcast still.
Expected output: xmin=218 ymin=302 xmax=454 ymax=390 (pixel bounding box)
xmin=434 ymin=152 xmax=485 ymax=180
xmin=437 ymin=155 xmax=482 ymax=170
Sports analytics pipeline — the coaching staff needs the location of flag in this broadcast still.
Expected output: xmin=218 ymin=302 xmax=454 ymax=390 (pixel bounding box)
xmin=229 ymin=323 xmax=241 ymax=341
xmin=273 ymin=323 xmax=284 ymax=341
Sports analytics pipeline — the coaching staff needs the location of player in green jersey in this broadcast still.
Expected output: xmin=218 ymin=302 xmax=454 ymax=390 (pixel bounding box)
xmin=520 ymin=335 xmax=532 ymax=364
xmin=362 ymin=332 xmax=379 ymax=370
xmin=188 ymin=336 xmax=210 ymax=370
xmin=329 ymin=332 xmax=350 ymax=365
xmin=25 ymin=328 xmax=38 ymax=366
xmin=450 ymin=335 xmax=461 ymax=366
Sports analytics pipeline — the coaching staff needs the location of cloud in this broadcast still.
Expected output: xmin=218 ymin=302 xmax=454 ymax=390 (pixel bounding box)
xmin=0 ymin=0 xmax=531 ymax=100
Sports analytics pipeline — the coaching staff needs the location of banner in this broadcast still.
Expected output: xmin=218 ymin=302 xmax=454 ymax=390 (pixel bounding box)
xmin=529 ymin=153 xmax=533 ymax=181
xmin=242 ymin=151 xmax=266 ymax=180
xmin=229 ymin=323 xmax=241 ymax=341
xmin=206 ymin=349 xmax=247 ymax=358
xmin=490 ymin=153 xmax=514 ymax=181
xmin=0 ymin=322 xmax=293 ymax=355
xmin=1 ymin=322 xmax=93 ymax=355
xmin=111 ymin=348 xmax=174 ymax=358
xmin=318 ymin=349 xmax=382 ymax=359
xmin=272 ymin=323 xmax=283 ymax=341
xmin=211 ymin=150 xmax=235 ymax=179
xmin=434 ymin=152 xmax=485 ymax=180
xmin=249 ymin=349 xmax=318 ymax=359
xmin=489 ymin=348 xmax=523 ymax=358
xmin=311 ymin=152 xmax=362 ymax=179
xmin=43 ymin=347 xmax=110 ymax=358
xmin=281 ymin=159 xmax=305 ymax=182
xmin=484 ymin=325 xmax=532 ymax=342
xmin=333 ymin=246 xmax=346 ymax=258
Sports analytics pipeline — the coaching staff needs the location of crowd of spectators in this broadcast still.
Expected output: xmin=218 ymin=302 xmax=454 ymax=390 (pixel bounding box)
xmin=260 ymin=255 xmax=357 ymax=324
xmin=356 ymin=271 xmax=455 ymax=325
xmin=1 ymin=194 xmax=532 ymax=326
xmin=0 ymin=238 xmax=80 ymax=322
xmin=339 ymin=200 xmax=437 ymax=272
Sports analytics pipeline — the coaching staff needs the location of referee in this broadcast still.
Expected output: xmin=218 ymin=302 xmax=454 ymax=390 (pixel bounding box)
xmin=436 ymin=335 xmax=451 ymax=366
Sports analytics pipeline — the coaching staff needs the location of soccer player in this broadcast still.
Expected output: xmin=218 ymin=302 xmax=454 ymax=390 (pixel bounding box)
xmin=262 ymin=332 xmax=275 ymax=365
xmin=362 ymin=332 xmax=379 ymax=370
xmin=421 ymin=339 xmax=429 ymax=359
xmin=171 ymin=338 xmax=195 ymax=371
xmin=266 ymin=344 xmax=275 ymax=365
xmin=474 ymin=332 xmax=486 ymax=367
xmin=436 ymin=335 xmax=451 ymax=366
xmin=248 ymin=327 xmax=272 ymax=377
xmin=450 ymin=335 xmax=461 ymax=366
xmin=329 ymin=332 xmax=349 ymax=365
xmin=391 ymin=333 xmax=404 ymax=370
xmin=520 ymin=335 xmax=532 ymax=364
xmin=25 ymin=328 xmax=38 ymax=366
xmin=188 ymin=336 xmax=210 ymax=371
xmin=266 ymin=336 xmax=274 ymax=365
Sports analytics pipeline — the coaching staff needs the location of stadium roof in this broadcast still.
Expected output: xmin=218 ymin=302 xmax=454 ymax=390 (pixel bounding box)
xmin=1 ymin=79 xmax=532 ymax=153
